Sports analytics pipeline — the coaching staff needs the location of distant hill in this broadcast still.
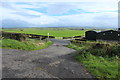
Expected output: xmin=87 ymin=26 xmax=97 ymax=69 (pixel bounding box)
xmin=1 ymin=19 xmax=117 ymax=29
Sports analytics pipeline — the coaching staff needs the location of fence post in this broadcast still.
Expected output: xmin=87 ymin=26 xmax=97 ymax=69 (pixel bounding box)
xmin=47 ymin=33 xmax=49 ymax=39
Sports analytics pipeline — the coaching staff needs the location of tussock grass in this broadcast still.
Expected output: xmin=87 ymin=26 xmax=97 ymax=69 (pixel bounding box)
xmin=1 ymin=39 xmax=52 ymax=50
xmin=67 ymin=42 xmax=119 ymax=79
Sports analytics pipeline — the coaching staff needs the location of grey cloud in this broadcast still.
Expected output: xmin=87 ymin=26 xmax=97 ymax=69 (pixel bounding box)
xmin=47 ymin=3 xmax=76 ymax=15
xmin=2 ymin=19 xmax=36 ymax=28
xmin=1 ymin=2 xmax=15 ymax=9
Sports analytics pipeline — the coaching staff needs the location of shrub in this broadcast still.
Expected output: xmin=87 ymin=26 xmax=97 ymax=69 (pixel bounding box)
xmin=68 ymin=42 xmax=119 ymax=79
xmin=70 ymin=41 xmax=120 ymax=57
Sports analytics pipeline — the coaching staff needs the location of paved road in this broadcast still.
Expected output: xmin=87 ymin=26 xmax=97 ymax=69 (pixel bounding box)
xmin=49 ymin=39 xmax=71 ymax=46
xmin=2 ymin=39 xmax=93 ymax=79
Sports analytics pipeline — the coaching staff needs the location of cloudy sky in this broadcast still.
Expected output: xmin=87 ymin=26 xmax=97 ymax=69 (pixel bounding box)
xmin=1 ymin=0 xmax=119 ymax=28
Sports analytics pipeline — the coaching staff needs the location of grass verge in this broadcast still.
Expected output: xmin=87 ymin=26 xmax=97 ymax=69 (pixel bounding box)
xmin=67 ymin=42 xmax=119 ymax=80
xmin=0 ymin=39 xmax=52 ymax=51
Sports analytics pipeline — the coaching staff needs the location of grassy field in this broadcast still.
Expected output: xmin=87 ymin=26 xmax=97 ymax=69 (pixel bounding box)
xmin=67 ymin=41 xmax=119 ymax=79
xmin=0 ymin=39 xmax=52 ymax=50
xmin=3 ymin=28 xmax=86 ymax=37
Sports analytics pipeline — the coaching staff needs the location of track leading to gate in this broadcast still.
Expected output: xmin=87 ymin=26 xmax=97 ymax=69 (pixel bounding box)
xmin=2 ymin=39 xmax=93 ymax=79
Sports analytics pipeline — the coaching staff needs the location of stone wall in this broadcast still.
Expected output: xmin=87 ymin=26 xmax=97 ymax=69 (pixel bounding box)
xmin=2 ymin=31 xmax=27 ymax=41
xmin=2 ymin=31 xmax=55 ymax=41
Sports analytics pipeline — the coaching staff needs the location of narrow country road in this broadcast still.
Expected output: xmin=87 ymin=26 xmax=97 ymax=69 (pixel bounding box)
xmin=2 ymin=39 xmax=93 ymax=79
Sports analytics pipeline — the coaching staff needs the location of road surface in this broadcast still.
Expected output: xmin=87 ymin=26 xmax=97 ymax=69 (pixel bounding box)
xmin=2 ymin=39 xmax=93 ymax=79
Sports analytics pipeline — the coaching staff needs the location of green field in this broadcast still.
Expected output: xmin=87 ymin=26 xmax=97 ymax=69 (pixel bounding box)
xmin=3 ymin=28 xmax=86 ymax=37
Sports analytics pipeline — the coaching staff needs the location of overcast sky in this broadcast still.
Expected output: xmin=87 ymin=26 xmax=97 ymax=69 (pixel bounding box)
xmin=1 ymin=0 xmax=119 ymax=28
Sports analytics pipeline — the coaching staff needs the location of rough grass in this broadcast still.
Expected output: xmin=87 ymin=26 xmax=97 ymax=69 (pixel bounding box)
xmin=3 ymin=28 xmax=86 ymax=37
xmin=67 ymin=42 xmax=119 ymax=79
xmin=1 ymin=39 xmax=52 ymax=50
